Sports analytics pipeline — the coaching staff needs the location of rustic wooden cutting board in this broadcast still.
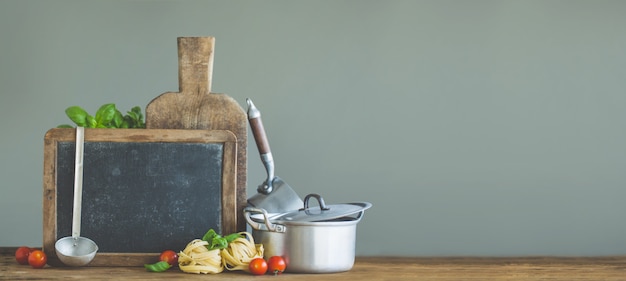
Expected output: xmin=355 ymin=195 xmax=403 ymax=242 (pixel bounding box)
xmin=145 ymin=37 xmax=247 ymax=231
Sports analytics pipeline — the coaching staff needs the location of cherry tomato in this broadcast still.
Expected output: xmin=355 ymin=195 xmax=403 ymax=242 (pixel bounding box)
xmin=15 ymin=246 xmax=32 ymax=265
xmin=28 ymin=250 xmax=47 ymax=269
xmin=267 ymin=256 xmax=286 ymax=275
xmin=248 ymin=257 xmax=268 ymax=275
xmin=159 ymin=250 xmax=178 ymax=267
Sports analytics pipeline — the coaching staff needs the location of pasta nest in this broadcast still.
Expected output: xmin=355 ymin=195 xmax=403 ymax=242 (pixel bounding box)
xmin=179 ymin=232 xmax=264 ymax=274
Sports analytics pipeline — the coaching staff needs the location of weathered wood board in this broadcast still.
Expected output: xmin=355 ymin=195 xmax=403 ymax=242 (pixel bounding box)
xmin=145 ymin=37 xmax=247 ymax=231
xmin=3 ymin=252 xmax=626 ymax=280
xmin=43 ymin=128 xmax=237 ymax=266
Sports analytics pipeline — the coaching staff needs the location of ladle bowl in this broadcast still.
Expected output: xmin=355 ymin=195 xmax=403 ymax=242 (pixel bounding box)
xmin=55 ymin=237 xmax=98 ymax=266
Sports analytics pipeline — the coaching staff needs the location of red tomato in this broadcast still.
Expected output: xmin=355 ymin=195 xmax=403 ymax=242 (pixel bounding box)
xmin=15 ymin=246 xmax=32 ymax=265
xmin=28 ymin=250 xmax=47 ymax=269
xmin=159 ymin=250 xmax=178 ymax=267
xmin=248 ymin=257 xmax=268 ymax=275
xmin=267 ymin=256 xmax=286 ymax=274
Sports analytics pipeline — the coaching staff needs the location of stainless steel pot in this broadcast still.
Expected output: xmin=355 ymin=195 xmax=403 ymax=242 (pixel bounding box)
xmin=244 ymin=194 xmax=372 ymax=273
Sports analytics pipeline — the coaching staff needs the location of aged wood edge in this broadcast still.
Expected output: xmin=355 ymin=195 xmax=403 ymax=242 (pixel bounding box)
xmin=81 ymin=253 xmax=162 ymax=267
xmin=222 ymin=140 xmax=238 ymax=235
xmin=2 ymin=247 xmax=626 ymax=265
xmin=41 ymin=252 xmax=164 ymax=267
xmin=44 ymin=128 xmax=236 ymax=143
xmin=40 ymin=128 xmax=239 ymax=267
xmin=177 ymin=36 xmax=215 ymax=94
xmin=354 ymin=256 xmax=626 ymax=265
xmin=42 ymin=134 xmax=58 ymax=264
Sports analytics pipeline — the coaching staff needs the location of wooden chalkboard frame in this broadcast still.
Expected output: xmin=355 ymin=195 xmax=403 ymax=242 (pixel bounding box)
xmin=42 ymin=128 xmax=237 ymax=266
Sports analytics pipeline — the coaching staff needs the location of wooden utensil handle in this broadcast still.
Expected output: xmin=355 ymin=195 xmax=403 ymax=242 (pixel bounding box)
xmin=178 ymin=37 xmax=214 ymax=94
xmin=249 ymin=116 xmax=271 ymax=155
xmin=247 ymin=99 xmax=271 ymax=155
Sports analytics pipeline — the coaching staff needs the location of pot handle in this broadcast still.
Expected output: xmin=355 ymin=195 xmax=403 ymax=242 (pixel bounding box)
xmin=300 ymin=193 xmax=330 ymax=211
xmin=243 ymin=207 xmax=286 ymax=233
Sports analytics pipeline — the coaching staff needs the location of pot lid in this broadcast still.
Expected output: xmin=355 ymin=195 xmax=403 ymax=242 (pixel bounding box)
xmin=271 ymin=194 xmax=372 ymax=223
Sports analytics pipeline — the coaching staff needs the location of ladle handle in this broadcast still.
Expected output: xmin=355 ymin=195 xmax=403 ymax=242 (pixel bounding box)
xmin=72 ymin=126 xmax=85 ymax=238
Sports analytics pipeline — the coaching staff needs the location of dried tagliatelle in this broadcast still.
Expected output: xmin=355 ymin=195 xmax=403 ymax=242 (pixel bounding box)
xmin=178 ymin=239 xmax=223 ymax=274
xmin=178 ymin=229 xmax=265 ymax=274
xmin=221 ymin=232 xmax=264 ymax=271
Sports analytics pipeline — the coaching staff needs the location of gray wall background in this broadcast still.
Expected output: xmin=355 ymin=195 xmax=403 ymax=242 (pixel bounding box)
xmin=1 ymin=0 xmax=625 ymax=256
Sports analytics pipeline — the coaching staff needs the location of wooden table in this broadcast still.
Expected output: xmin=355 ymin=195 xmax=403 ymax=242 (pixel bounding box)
xmin=1 ymin=248 xmax=624 ymax=280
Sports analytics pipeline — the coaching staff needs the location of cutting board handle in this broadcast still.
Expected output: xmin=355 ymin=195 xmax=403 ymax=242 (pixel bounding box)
xmin=178 ymin=37 xmax=214 ymax=94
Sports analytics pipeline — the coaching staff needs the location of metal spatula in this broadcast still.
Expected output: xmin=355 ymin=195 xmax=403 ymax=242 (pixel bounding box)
xmin=246 ymin=98 xmax=303 ymax=213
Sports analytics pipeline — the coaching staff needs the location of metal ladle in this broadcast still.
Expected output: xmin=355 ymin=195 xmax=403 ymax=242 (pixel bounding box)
xmin=54 ymin=126 xmax=98 ymax=266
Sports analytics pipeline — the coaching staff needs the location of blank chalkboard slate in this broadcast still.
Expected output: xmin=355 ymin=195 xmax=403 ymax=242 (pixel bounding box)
xmin=42 ymin=128 xmax=237 ymax=266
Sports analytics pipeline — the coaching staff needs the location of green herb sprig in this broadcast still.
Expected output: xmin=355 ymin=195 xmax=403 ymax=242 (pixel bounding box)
xmin=201 ymin=229 xmax=243 ymax=251
xmin=57 ymin=104 xmax=145 ymax=128
xmin=144 ymin=261 xmax=171 ymax=272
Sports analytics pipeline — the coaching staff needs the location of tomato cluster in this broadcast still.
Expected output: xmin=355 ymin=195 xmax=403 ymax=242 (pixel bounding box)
xmin=248 ymin=256 xmax=286 ymax=275
xmin=15 ymin=246 xmax=47 ymax=269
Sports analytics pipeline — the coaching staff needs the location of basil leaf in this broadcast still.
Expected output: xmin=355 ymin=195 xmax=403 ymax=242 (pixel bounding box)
xmin=65 ymin=106 xmax=88 ymax=127
xmin=144 ymin=261 xmax=171 ymax=272
xmin=112 ymin=110 xmax=124 ymax=128
xmin=125 ymin=106 xmax=145 ymax=128
xmin=202 ymin=229 xmax=230 ymax=250
xmin=131 ymin=106 xmax=144 ymax=123
xmin=86 ymin=115 xmax=97 ymax=128
xmin=58 ymin=103 xmax=146 ymax=129
xmin=123 ymin=115 xmax=134 ymax=128
xmin=224 ymin=233 xmax=243 ymax=243
xmin=202 ymin=229 xmax=218 ymax=242
xmin=95 ymin=103 xmax=117 ymax=127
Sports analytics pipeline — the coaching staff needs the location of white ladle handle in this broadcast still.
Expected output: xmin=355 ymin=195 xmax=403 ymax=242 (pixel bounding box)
xmin=72 ymin=126 xmax=85 ymax=238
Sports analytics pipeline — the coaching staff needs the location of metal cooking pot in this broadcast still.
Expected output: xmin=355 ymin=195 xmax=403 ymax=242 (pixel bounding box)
xmin=244 ymin=194 xmax=372 ymax=273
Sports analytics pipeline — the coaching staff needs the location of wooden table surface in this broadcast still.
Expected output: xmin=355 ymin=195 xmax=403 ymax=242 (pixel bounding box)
xmin=1 ymin=248 xmax=625 ymax=280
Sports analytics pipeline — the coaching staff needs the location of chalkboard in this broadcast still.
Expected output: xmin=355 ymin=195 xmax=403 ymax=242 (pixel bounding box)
xmin=43 ymin=128 xmax=238 ymax=266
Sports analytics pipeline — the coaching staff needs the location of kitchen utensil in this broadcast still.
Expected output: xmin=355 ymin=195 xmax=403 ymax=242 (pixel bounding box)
xmin=246 ymin=98 xmax=303 ymax=213
xmin=244 ymin=194 xmax=372 ymax=273
xmin=55 ymin=127 xmax=98 ymax=266
xmin=145 ymin=37 xmax=247 ymax=231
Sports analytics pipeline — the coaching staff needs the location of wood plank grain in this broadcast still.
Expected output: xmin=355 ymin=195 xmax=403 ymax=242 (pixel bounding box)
xmin=41 ymin=129 xmax=238 ymax=267
xmin=2 ymin=251 xmax=624 ymax=280
xmin=145 ymin=37 xmax=248 ymax=232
